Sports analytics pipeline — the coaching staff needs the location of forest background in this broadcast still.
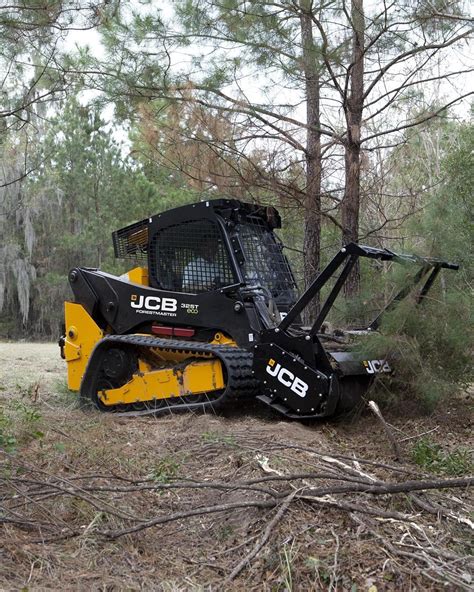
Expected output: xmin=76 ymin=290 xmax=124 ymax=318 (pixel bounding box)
xmin=0 ymin=0 xmax=472 ymax=406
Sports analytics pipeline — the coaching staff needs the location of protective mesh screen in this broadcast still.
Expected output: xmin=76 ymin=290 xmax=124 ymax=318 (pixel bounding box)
xmin=113 ymin=219 xmax=149 ymax=262
xmin=239 ymin=216 xmax=298 ymax=305
xmin=150 ymin=219 xmax=236 ymax=293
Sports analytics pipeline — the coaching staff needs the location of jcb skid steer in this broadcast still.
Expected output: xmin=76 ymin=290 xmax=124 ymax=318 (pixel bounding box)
xmin=60 ymin=199 xmax=458 ymax=419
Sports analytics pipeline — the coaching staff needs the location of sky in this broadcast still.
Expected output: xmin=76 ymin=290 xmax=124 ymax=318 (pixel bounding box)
xmin=59 ymin=0 xmax=473 ymax=157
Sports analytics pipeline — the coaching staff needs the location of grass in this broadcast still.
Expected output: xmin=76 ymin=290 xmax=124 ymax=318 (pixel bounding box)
xmin=280 ymin=541 xmax=297 ymax=591
xmin=149 ymin=456 xmax=181 ymax=483
xmin=0 ymin=408 xmax=17 ymax=452
xmin=411 ymin=437 xmax=473 ymax=476
xmin=0 ymin=400 xmax=44 ymax=452
xmin=201 ymin=430 xmax=236 ymax=446
xmin=52 ymin=378 xmax=80 ymax=408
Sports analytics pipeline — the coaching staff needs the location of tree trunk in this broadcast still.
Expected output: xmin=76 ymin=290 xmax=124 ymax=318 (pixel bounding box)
xmin=300 ymin=1 xmax=322 ymax=323
xmin=342 ymin=0 xmax=365 ymax=298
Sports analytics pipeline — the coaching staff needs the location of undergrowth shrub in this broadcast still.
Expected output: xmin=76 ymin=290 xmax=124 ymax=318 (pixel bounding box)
xmin=0 ymin=400 xmax=44 ymax=452
xmin=356 ymin=288 xmax=472 ymax=412
xmin=149 ymin=457 xmax=181 ymax=483
xmin=411 ymin=437 xmax=473 ymax=476
xmin=0 ymin=408 xmax=17 ymax=452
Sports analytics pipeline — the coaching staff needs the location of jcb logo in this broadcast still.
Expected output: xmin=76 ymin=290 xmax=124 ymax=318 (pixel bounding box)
xmin=363 ymin=359 xmax=391 ymax=374
xmin=131 ymin=295 xmax=177 ymax=312
xmin=266 ymin=359 xmax=309 ymax=398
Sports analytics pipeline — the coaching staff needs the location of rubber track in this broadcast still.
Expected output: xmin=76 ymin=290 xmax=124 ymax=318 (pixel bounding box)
xmin=80 ymin=334 xmax=259 ymax=417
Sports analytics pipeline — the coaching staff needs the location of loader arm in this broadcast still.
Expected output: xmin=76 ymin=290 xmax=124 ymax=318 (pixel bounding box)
xmin=279 ymin=242 xmax=459 ymax=334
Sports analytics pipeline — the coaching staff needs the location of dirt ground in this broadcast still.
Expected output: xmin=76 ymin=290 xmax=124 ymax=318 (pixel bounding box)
xmin=0 ymin=342 xmax=472 ymax=591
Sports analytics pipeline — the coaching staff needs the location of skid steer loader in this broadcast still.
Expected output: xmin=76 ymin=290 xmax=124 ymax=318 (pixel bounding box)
xmin=59 ymin=199 xmax=458 ymax=419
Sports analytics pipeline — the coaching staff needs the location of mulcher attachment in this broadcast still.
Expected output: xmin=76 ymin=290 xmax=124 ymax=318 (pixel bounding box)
xmin=252 ymin=242 xmax=459 ymax=419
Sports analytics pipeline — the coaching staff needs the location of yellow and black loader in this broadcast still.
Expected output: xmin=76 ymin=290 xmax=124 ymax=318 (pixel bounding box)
xmin=60 ymin=199 xmax=458 ymax=419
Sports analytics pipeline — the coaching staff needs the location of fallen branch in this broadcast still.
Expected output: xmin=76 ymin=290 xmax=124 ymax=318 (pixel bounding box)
xmin=368 ymin=400 xmax=403 ymax=461
xmin=101 ymin=499 xmax=277 ymax=539
xmin=91 ymin=475 xmax=472 ymax=539
xmin=410 ymin=493 xmax=474 ymax=530
xmin=304 ymin=475 xmax=472 ymax=497
xmin=352 ymin=514 xmax=473 ymax=591
xmin=255 ymin=443 xmax=423 ymax=475
xmin=226 ymin=489 xmax=299 ymax=582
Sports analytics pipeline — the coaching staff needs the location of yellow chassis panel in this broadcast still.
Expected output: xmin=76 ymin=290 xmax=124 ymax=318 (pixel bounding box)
xmin=62 ymin=301 xmax=232 ymax=405
xmin=99 ymin=358 xmax=225 ymax=406
xmin=64 ymin=302 xmax=104 ymax=391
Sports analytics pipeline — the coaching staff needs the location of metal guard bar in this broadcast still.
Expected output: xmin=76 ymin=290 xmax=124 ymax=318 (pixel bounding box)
xmin=278 ymin=242 xmax=459 ymax=333
xmin=343 ymin=243 xmax=459 ymax=270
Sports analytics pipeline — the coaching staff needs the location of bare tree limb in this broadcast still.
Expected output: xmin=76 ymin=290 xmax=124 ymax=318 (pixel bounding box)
xmin=226 ymin=489 xmax=299 ymax=582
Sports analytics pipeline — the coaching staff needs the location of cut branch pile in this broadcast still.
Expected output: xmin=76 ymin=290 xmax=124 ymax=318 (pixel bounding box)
xmin=1 ymin=437 xmax=472 ymax=588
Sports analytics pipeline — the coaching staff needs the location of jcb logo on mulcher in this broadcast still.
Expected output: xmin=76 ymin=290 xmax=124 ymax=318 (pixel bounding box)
xmin=130 ymin=294 xmax=178 ymax=315
xmin=266 ymin=359 xmax=309 ymax=398
xmin=363 ymin=359 xmax=391 ymax=374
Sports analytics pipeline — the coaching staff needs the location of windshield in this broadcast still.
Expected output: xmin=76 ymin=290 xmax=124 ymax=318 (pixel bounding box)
xmin=239 ymin=217 xmax=298 ymax=306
